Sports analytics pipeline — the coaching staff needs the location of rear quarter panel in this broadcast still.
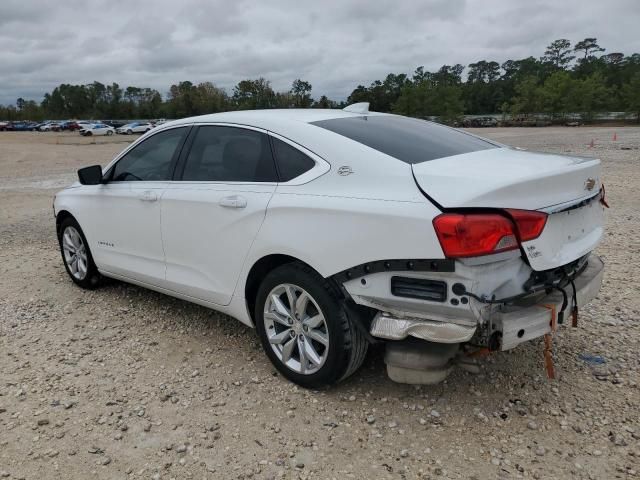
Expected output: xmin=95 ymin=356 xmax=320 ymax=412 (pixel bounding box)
xmin=244 ymin=188 xmax=444 ymax=280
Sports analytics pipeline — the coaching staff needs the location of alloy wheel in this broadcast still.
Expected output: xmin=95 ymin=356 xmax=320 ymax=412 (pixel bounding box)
xmin=263 ymin=283 xmax=329 ymax=375
xmin=62 ymin=226 xmax=88 ymax=280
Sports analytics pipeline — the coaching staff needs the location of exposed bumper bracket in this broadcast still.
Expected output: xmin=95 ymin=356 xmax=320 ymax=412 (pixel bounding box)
xmin=370 ymin=312 xmax=476 ymax=343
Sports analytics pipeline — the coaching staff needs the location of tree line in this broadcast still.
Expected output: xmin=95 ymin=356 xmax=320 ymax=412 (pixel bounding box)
xmin=1 ymin=78 xmax=336 ymax=122
xmin=2 ymin=37 xmax=639 ymax=123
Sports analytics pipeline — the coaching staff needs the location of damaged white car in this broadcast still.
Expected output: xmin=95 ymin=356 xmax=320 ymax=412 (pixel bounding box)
xmin=53 ymin=104 xmax=606 ymax=387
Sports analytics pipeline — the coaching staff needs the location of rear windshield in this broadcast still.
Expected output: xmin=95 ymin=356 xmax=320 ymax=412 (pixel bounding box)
xmin=311 ymin=115 xmax=497 ymax=164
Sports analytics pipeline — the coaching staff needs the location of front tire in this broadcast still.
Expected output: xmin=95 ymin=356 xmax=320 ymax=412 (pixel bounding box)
xmin=255 ymin=263 xmax=368 ymax=388
xmin=58 ymin=217 xmax=101 ymax=289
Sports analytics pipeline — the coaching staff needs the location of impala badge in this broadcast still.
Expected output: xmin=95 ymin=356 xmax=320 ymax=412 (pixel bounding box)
xmin=337 ymin=166 xmax=354 ymax=176
xmin=584 ymin=178 xmax=596 ymax=191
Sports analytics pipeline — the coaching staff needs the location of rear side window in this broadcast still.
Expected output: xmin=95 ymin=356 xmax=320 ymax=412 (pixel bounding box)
xmin=181 ymin=126 xmax=277 ymax=182
xmin=111 ymin=127 xmax=187 ymax=181
xmin=311 ymin=115 xmax=497 ymax=164
xmin=272 ymin=138 xmax=315 ymax=181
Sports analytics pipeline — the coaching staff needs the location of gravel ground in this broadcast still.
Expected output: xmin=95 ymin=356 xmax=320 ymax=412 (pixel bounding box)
xmin=0 ymin=128 xmax=638 ymax=480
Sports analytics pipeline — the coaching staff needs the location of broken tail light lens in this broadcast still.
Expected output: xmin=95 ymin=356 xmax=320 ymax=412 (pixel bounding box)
xmin=505 ymin=209 xmax=548 ymax=242
xmin=433 ymin=213 xmax=519 ymax=258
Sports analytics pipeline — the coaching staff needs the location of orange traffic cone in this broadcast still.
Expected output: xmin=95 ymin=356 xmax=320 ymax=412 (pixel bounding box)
xmin=589 ymin=139 xmax=595 ymax=148
xmin=613 ymin=132 xmax=617 ymax=141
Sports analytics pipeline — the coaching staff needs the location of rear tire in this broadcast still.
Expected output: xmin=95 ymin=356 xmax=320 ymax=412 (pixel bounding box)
xmin=255 ymin=262 xmax=368 ymax=388
xmin=57 ymin=216 xmax=101 ymax=289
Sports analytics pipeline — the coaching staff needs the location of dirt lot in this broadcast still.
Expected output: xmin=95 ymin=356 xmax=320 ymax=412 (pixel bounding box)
xmin=0 ymin=127 xmax=638 ymax=480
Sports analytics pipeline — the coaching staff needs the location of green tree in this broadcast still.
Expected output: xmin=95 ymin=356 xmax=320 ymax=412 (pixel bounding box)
xmin=574 ymin=38 xmax=605 ymax=60
xmin=540 ymin=71 xmax=574 ymax=118
xmin=312 ymin=95 xmax=336 ymax=108
xmin=542 ymin=39 xmax=575 ymax=68
xmin=622 ymin=73 xmax=640 ymax=122
xmin=510 ymin=76 xmax=543 ymax=116
xmin=394 ymin=80 xmax=463 ymax=124
xmin=564 ymin=73 xmax=610 ymax=121
xmin=290 ymin=79 xmax=313 ymax=108
xmin=232 ymin=78 xmax=275 ymax=109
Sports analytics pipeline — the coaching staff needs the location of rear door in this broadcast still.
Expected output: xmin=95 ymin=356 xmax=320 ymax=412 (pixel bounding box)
xmin=161 ymin=124 xmax=278 ymax=305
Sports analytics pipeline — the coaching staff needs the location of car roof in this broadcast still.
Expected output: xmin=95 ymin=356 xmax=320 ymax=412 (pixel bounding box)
xmin=165 ymin=108 xmax=387 ymax=130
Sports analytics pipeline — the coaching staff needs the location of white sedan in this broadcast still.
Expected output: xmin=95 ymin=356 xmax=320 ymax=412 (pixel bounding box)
xmin=40 ymin=122 xmax=61 ymax=131
xmin=116 ymin=122 xmax=153 ymax=135
xmin=53 ymin=105 xmax=605 ymax=387
xmin=79 ymin=124 xmax=115 ymax=136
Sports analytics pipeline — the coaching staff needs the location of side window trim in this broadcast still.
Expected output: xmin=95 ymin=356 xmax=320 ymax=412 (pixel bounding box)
xmin=266 ymin=131 xmax=331 ymax=186
xmin=173 ymin=122 xmax=279 ymax=184
xmin=172 ymin=125 xmax=199 ymax=181
xmin=104 ymin=125 xmax=191 ymax=183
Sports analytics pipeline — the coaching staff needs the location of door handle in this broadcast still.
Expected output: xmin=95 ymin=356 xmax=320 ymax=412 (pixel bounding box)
xmin=219 ymin=195 xmax=247 ymax=209
xmin=139 ymin=190 xmax=158 ymax=202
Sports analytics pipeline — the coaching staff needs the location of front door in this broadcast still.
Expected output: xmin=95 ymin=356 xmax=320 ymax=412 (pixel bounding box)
xmin=85 ymin=126 xmax=189 ymax=286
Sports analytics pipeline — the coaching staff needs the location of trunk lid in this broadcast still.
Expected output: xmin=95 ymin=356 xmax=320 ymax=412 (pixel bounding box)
xmin=413 ymin=147 xmax=604 ymax=271
xmin=412 ymin=147 xmax=601 ymax=210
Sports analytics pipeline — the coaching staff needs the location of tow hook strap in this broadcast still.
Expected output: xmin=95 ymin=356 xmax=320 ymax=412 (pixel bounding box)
xmin=541 ymin=304 xmax=557 ymax=380
xmin=570 ymin=279 xmax=579 ymax=327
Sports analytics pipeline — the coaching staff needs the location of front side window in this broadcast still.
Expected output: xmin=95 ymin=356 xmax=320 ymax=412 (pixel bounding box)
xmin=111 ymin=127 xmax=187 ymax=181
xmin=272 ymin=138 xmax=315 ymax=181
xmin=181 ymin=126 xmax=277 ymax=182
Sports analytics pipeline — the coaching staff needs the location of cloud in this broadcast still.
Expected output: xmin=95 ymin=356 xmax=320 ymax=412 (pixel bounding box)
xmin=1 ymin=0 xmax=639 ymax=105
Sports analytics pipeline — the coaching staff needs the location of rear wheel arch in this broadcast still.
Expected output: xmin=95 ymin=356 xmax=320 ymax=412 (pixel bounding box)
xmin=245 ymin=254 xmax=327 ymax=325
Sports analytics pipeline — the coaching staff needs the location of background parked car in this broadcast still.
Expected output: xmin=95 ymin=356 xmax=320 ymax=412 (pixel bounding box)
xmin=103 ymin=120 xmax=127 ymax=129
xmin=11 ymin=121 xmax=38 ymax=131
xmin=116 ymin=122 xmax=152 ymax=134
xmin=66 ymin=121 xmax=92 ymax=131
xmin=40 ymin=122 xmax=62 ymax=132
xmin=79 ymin=123 xmax=115 ymax=136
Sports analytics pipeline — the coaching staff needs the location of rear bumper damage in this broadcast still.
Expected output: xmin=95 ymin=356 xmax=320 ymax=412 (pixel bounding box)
xmin=340 ymin=254 xmax=604 ymax=383
xmin=487 ymin=255 xmax=603 ymax=350
xmin=344 ymin=254 xmax=603 ymax=348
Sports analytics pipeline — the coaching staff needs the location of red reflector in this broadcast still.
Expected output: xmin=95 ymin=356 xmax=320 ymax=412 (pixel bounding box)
xmin=433 ymin=213 xmax=518 ymax=258
xmin=505 ymin=209 xmax=548 ymax=241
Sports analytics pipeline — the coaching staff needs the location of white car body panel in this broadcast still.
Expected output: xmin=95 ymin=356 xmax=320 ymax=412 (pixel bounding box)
xmin=411 ymin=147 xmax=601 ymax=210
xmin=117 ymin=123 xmax=152 ymax=134
xmin=54 ymin=108 xmax=605 ymax=351
xmin=81 ymin=124 xmax=115 ymax=136
xmin=61 ymin=182 xmax=168 ymax=285
xmin=161 ymin=182 xmax=276 ymax=305
xmin=522 ymin=195 xmax=604 ymax=270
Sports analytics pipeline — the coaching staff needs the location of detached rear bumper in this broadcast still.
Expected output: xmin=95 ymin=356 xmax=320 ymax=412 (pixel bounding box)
xmin=496 ymin=255 xmax=604 ymax=350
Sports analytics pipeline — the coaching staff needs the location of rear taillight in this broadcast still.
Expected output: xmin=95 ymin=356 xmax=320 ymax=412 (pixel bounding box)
xmin=433 ymin=210 xmax=548 ymax=258
xmin=433 ymin=213 xmax=518 ymax=258
xmin=505 ymin=209 xmax=548 ymax=241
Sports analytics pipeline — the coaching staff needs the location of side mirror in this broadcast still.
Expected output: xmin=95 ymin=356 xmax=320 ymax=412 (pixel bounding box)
xmin=78 ymin=165 xmax=104 ymax=185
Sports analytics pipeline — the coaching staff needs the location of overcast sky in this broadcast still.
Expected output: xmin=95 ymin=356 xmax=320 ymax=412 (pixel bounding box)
xmin=1 ymin=0 xmax=639 ymax=105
